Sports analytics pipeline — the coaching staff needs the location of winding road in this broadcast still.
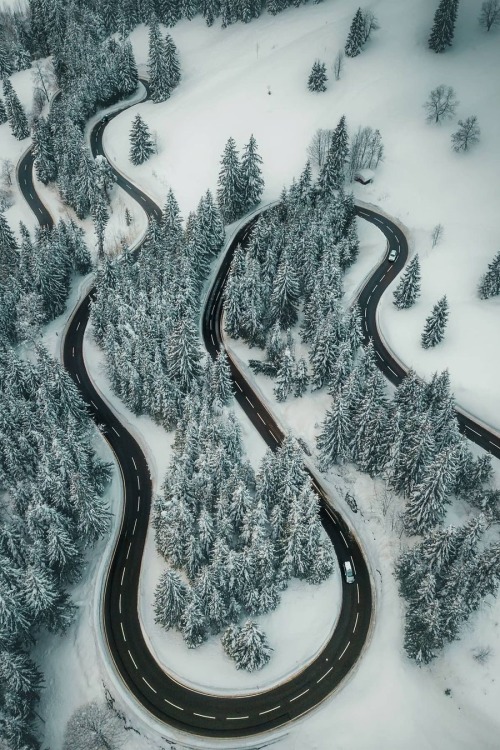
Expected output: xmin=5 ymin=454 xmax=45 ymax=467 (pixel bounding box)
xmin=16 ymin=80 xmax=500 ymax=739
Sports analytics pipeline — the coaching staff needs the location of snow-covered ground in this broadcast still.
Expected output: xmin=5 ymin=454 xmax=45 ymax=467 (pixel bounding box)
xmin=3 ymin=0 xmax=500 ymax=746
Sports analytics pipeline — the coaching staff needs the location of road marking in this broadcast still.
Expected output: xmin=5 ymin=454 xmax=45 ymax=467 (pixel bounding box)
xmin=121 ymin=567 xmax=126 ymax=585
xmin=373 ymin=282 xmax=379 ymax=290
xmin=489 ymin=441 xmax=498 ymax=448
xmin=351 ymin=557 xmax=357 ymax=574
xmin=257 ymin=413 xmax=266 ymax=424
xmin=76 ymin=321 xmax=80 ymax=331
xmin=91 ymin=400 xmax=97 ymax=409
xmin=269 ymin=430 xmax=279 ymax=442
xmin=137 ymin=475 xmax=140 ymax=490
xmin=226 ymin=716 xmax=249 ymax=720
xmin=112 ymin=426 xmax=120 ymax=436
xmin=353 ymin=612 xmax=359 ymax=633
xmin=132 ymin=518 xmax=137 ymax=535
xmin=137 ymin=496 xmax=140 ymax=512
xmin=317 ymin=666 xmax=333 ymax=683
xmin=387 ymin=366 xmax=398 ymax=377
xmin=467 ymin=427 xmax=481 ymax=437
xmin=120 ymin=622 xmax=126 ymax=641
xmin=142 ymin=677 xmax=157 ymax=694
xmin=376 ymin=351 xmax=384 ymax=360
xmin=164 ymin=698 xmax=184 ymax=710
xmin=235 ymin=381 xmax=243 ymax=392
xmin=338 ymin=641 xmax=351 ymax=660
xmin=211 ymin=333 xmax=216 ymax=346
xmin=29 ymin=192 xmax=35 ymax=200
xmin=364 ymin=309 xmax=367 ymax=320
xmin=340 ymin=531 xmax=349 ymax=547
xmin=140 ymin=195 xmax=148 ymax=204
xmin=126 ymin=541 xmax=132 ymax=560
xmin=119 ymin=594 xmax=122 ymax=614
xmin=357 ymin=583 xmax=360 ymax=604
xmin=128 ymin=650 xmax=138 ymax=669
xmin=132 ymin=457 xmax=137 ymax=470
xmin=367 ymin=293 xmax=372 ymax=302
xmin=290 ymin=689 xmax=309 ymax=703
xmin=75 ymin=374 xmax=80 ymax=384
xmin=193 ymin=713 xmax=215 ymax=720
xmin=72 ymin=347 xmax=75 ymax=356
xmin=259 ymin=705 xmax=280 ymax=715
xmin=245 ymin=395 xmax=254 ymax=408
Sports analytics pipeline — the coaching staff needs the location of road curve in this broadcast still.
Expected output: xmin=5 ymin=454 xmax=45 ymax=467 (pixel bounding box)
xmin=16 ymin=83 xmax=373 ymax=738
xmin=355 ymin=207 xmax=500 ymax=461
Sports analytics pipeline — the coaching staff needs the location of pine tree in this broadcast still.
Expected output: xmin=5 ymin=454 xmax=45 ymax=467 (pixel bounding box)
xmin=223 ymin=620 xmax=272 ymax=671
xmin=165 ymin=33 xmax=181 ymax=93
xmin=318 ymin=115 xmax=349 ymax=195
xmin=154 ymin=569 xmax=188 ymax=630
xmin=2 ymin=78 xmax=29 ymax=140
xmin=345 ymin=8 xmax=365 ymax=57
xmin=293 ymin=358 xmax=309 ymax=397
xmin=421 ymin=296 xmax=449 ymax=348
xmin=0 ymin=211 xmax=18 ymax=282
xmin=393 ymin=255 xmax=421 ymax=309
xmin=270 ymin=249 xmax=300 ymax=329
xmin=428 ymin=0 xmax=460 ymax=53
xmin=129 ymin=114 xmax=155 ymax=165
xmin=167 ymin=314 xmax=203 ymax=392
xmin=308 ymin=60 xmax=327 ymax=92
xmin=217 ymin=137 xmax=243 ymax=223
xmin=403 ymin=446 xmax=458 ymax=535
xmin=240 ymin=134 xmax=264 ymax=210
xmin=478 ymin=251 xmax=500 ymax=299
xmin=148 ymin=17 xmax=171 ymax=102
xmin=0 ymin=96 xmax=7 ymax=125
xmin=32 ymin=117 xmax=57 ymax=184
xmin=274 ymin=347 xmax=296 ymax=402
xmin=317 ymin=388 xmax=351 ymax=469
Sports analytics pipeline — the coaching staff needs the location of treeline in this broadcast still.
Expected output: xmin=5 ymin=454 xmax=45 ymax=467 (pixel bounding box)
xmin=0 ymin=346 xmax=111 ymax=750
xmin=0 ymin=212 xmax=92 ymax=347
xmin=153 ymin=364 xmax=333 ymax=668
xmin=90 ymin=189 xmax=224 ymax=425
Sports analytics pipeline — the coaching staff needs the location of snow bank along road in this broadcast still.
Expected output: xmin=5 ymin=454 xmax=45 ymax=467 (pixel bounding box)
xmin=16 ymin=80 xmax=499 ymax=738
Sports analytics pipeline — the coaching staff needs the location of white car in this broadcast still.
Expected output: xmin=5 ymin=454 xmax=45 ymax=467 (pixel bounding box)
xmin=343 ymin=560 xmax=355 ymax=584
xmin=388 ymin=248 xmax=397 ymax=262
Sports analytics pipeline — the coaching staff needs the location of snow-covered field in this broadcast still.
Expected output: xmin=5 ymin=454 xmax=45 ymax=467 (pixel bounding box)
xmin=2 ymin=0 xmax=500 ymax=747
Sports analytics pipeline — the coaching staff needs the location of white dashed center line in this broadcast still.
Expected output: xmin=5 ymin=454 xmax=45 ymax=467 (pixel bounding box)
xmin=120 ymin=622 xmax=126 ymax=642
xmin=338 ymin=641 xmax=351 ymax=660
xmin=142 ymin=677 xmax=157 ymax=693
xmin=353 ymin=612 xmax=359 ymax=633
xmin=259 ymin=705 xmax=280 ymax=715
xmin=164 ymin=698 xmax=183 ymax=710
xmin=193 ymin=713 xmax=215 ymax=720
xmin=317 ymin=666 xmax=333 ymax=683
xmin=290 ymin=688 xmax=309 ymax=702
xmin=128 ymin=650 xmax=138 ymax=669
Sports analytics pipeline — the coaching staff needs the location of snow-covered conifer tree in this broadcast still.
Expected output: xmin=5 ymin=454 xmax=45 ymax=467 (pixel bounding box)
xmin=318 ymin=115 xmax=349 ymax=194
xmin=421 ymin=296 xmax=449 ymax=348
xmin=428 ymin=0 xmax=460 ymax=53
xmin=403 ymin=445 xmax=458 ymax=535
xmin=165 ymin=33 xmax=181 ymax=93
xmin=240 ymin=134 xmax=264 ymax=210
xmin=478 ymin=251 xmax=500 ymax=299
xmin=308 ymin=60 xmax=327 ymax=92
xmin=223 ymin=620 xmax=272 ymax=671
xmin=2 ymin=78 xmax=29 ymax=140
xmin=217 ymin=137 xmax=243 ymax=223
xmin=129 ymin=114 xmax=155 ymax=165
xmin=393 ymin=255 xmax=421 ymax=309
xmin=148 ymin=16 xmax=171 ymax=102
xmin=317 ymin=389 xmax=351 ymax=469
xmin=32 ymin=117 xmax=57 ymax=184
xmin=0 ymin=95 xmax=7 ymax=124
xmin=345 ymin=7 xmax=365 ymax=57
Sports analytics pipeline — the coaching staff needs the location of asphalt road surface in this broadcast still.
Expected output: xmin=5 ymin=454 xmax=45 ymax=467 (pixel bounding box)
xmin=16 ymin=80 xmax=498 ymax=739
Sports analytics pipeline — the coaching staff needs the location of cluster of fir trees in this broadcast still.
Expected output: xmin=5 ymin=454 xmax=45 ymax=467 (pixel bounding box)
xmin=29 ymin=2 xmax=138 ymax=220
xmin=35 ymin=0 xmax=326 ymax=36
xmin=91 ymin=189 xmax=225 ymax=426
xmin=148 ymin=15 xmax=181 ymax=103
xmin=428 ymin=0 xmax=460 ymax=53
xmin=153 ymin=367 xmax=334 ymax=668
xmin=217 ymin=135 xmax=265 ymax=223
xmin=0 ymin=5 xmax=31 ymax=80
xmin=0 ymin=212 xmax=92 ymax=347
xmin=0 ymin=346 xmax=112 ymax=750
xmin=395 ymin=514 xmax=500 ymax=664
xmin=224 ymin=169 xmax=360 ymax=398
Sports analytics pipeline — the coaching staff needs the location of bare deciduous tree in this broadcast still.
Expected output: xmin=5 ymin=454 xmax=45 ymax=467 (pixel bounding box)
xmin=362 ymin=10 xmax=380 ymax=43
xmin=1 ymin=158 xmax=14 ymax=187
xmin=31 ymin=60 xmax=56 ymax=104
xmin=307 ymin=128 xmax=334 ymax=168
xmin=451 ymin=116 xmax=480 ymax=152
xmin=348 ymin=126 xmax=384 ymax=179
xmin=63 ymin=701 xmax=125 ymax=750
xmin=333 ymin=49 xmax=344 ymax=81
xmin=424 ymin=85 xmax=459 ymax=124
xmin=479 ymin=0 xmax=500 ymax=31
xmin=431 ymin=223 xmax=444 ymax=247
